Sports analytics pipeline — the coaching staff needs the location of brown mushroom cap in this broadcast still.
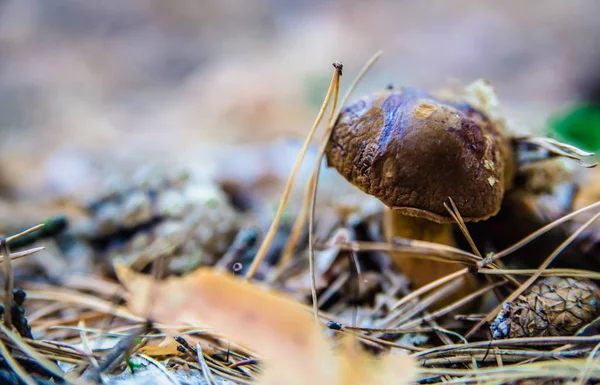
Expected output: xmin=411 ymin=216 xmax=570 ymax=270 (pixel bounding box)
xmin=325 ymin=88 xmax=515 ymax=223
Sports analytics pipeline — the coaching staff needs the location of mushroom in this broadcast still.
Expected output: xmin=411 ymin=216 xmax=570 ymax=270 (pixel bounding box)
xmin=325 ymin=85 xmax=515 ymax=298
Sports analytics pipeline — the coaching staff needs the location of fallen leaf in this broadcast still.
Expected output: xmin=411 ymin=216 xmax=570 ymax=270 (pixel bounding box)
xmin=138 ymin=337 xmax=182 ymax=357
xmin=115 ymin=263 xmax=416 ymax=385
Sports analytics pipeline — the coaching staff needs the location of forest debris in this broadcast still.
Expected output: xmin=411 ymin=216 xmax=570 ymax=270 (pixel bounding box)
xmin=138 ymin=337 xmax=181 ymax=357
xmin=0 ymin=288 xmax=32 ymax=338
xmin=77 ymin=166 xmax=242 ymax=274
xmin=491 ymin=277 xmax=600 ymax=338
xmin=115 ymin=264 xmax=416 ymax=385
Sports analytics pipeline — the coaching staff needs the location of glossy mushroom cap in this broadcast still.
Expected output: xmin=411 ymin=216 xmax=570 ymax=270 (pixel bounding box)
xmin=325 ymin=88 xmax=515 ymax=223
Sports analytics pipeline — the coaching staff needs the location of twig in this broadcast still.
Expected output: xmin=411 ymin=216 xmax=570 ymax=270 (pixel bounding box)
xmin=0 ymin=323 xmax=79 ymax=384
xmin=1 ymin=239 xmax=13 ymax=330
xmin=486 ymin=200 xmax=600 ymax=263
xmin=196 ymin=343 xmax=217 ymax=385
xmin=275 ymin=51 xmax=383 ymax=277
xmin=413 ymin=335 xmax=600 ymax=358
xmin=576 ymin=342 xmax=600 ymax=385
xmin=0 ymin=247 xmax=45 ymax=264
xmin=139 ymin=353 xmax=181 ymax=385
xmin=5 ymin=224 xmax=45 ymax=244
xmin=0 ymin=338 xmax=37 ymax=385
xmin=309 ymin=63 xmax=342 ymax=323
xmin=245 ymin=62 xmax=342 ymax=280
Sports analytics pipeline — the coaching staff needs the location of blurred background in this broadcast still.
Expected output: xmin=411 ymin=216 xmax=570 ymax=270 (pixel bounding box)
xmin=0 ymin=0 xmax=598 ymax=200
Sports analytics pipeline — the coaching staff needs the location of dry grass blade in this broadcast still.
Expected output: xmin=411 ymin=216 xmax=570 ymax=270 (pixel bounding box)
xmin=479 ymin=267 xmax=600 ymax=279
xmin=1 ymin=224 xmax=45 ymax=333
xmin=274 ymin=51 xmax=383 ymax=278
xmin=5 ymin=223 xmax=45 ymax=244
xmin=271 ymin=172 xmax=315 ymax=280
xmin=445 ymin=198 xmax=519 ymax=288
xmin=391 ymin=268 xmax=469 ymax=311
xmin=397 ymin=280 xmax=508 ymax=331
xmin=138 ymin=353 xmax=181 ymax=385
xmin=387 ymin=279 xmax=465 ymax=329
xmin=78 ymin=320 xmax=101 ymax=371
xmin=413 ymin=335 xmax=600 ymax=358
xmin=1 ymin=240 xmax=14 ymax=331
xmin=317 ymin=270 xmax=350 ymax=308
xmin=0 ymin=246 xmax=45 ymax=264
xmin=0 ymin=322 xmax=86 ymax=384
xmin=308 ymin=63 xmax=341 ymax=323
xmin=331 ymin=239 xmax=481 ymax=264
xmin=196 ymin=342 xmax=217 ymax=385
xmin=488 ymin=200 xmax=600 ymax=263
xmin=517 ymin=136 xmax=597 ymax=167
xmin=421 ymin=347 xmax=587 ymax=360
xmin=25 ymin=289 xmax=145 ymax=322
xmin=420 ymin=359 xmax=600 ymax=383
xmin=444 ymin=199 xmax=482 ymax=259
xmin=0 ymin=337 xmax=37 ymax=385
xmin=63 ymin=274 xmax=128 ymax=300
xmin=332 ymin=237 xmax=505 ymax=313
xmin=245 ymin=63 xmax=342 ymax=280
xmin=576 ymin=342 xmax=600 ymax=385
xmin=467 ymin=208 xmax=600 ymax=338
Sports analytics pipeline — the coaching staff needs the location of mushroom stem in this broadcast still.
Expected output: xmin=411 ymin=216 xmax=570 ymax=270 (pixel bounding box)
xmin=384 ymin=209 xmax=476 ymax=303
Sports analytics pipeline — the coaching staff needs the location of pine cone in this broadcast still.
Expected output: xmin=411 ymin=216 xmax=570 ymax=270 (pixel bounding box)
xmin=77 ymin=165 xmax=242 ymax=274
xmin=491 ymin=277 xmax=600 ymax=338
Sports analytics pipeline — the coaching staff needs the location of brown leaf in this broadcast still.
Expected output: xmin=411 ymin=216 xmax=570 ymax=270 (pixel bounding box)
xmin=138 ymin=337 xmax=182 ymax=357
xmin=115 ymin=263 xmax=416 ymax=385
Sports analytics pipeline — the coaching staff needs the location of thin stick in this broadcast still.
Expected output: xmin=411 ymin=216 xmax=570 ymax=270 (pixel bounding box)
xmin=308 ymin=53 xmax=385 ymax=323
xmin=467 ymin=209 xmax=600 ymax=338
xmin=274 ymin=51 xmax=383 ymax=277
xmin=479 ymin=268 xmax=600 ymax=279
xmin=5 ymin=224 xmax=44 ymax=244
xmin=445 ymin=199 xmax=482 ymax=259
xmin=413 ymin=335 xmax=600 ymax=357
xmin=244 ymin=63 xmax=342 ymax=280
xmin=486 ymin=200 xmax=600 ymax=263
xmin=391 ymin=268 xmax=470 ymax=311
xmin=0 ymin=247 xmax=45 ymax=264
xmin=444 ymin=199 xmax=513 ymax=299
xmin=1 ymin=239 xmax=13 ymax=330
xmin=387 ymin=279 xmax=464 ymax=328
xmin=576 ymin=341 xmax=600 ymax=385
xmin=309 ymin=65 xmax=341 ymax=323
xmin=139 ymin=354 xmax=181 ymax=385
xmin=517 ymin=136 xmax=597 ymax=167
xmin=398 ymin=280 xmax=508 ymax=331
xmin=196 ymin=342 xmax=217 ymax=385
xmin=78 ymin=320 xmax=100 ymax=371
xmin=331 ymin=239 xmax=482 ymax=264
xmin=269 ymin=173 xmax=315 ymax=280
xmin=0 ymin=338 xmax=37 ymax=385
xmin=0 ymin=322 xmax=73 ymax=383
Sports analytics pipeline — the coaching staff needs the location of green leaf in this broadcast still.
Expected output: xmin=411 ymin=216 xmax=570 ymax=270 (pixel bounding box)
xmin=547 ymin=103 xmax=600 ymax=152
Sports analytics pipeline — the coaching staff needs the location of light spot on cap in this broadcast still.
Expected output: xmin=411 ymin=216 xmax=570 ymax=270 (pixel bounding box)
xmin=484 ymin=160 xmax=495 ymax=170
xmin=487 ymin=176 xmax=497 ymax=186
xmin=414 ymin=103 xmax=436 ymax=120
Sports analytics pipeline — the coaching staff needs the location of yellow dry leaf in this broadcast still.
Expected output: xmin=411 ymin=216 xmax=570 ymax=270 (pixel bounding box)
xmin=115 ymin=263 xmax=416 ymax=385
xmin=138 ymin=337 xmax=182 ymax=357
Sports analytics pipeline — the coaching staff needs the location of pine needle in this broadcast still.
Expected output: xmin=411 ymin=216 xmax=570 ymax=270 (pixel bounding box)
xmin=275 ymin=51 xmax=383 ymax=277
xmin=0 ymin=337 xmax=37 ymax=385
xmin=244 ymin=62 xmax=342 ymax=280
